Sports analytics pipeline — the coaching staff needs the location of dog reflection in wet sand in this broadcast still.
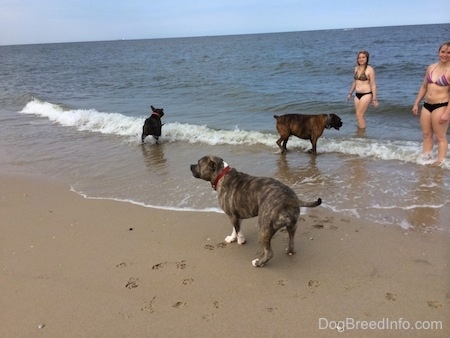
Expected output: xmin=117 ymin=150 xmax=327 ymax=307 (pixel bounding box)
xmin=190 ymin=155 xmax=321 ymax=267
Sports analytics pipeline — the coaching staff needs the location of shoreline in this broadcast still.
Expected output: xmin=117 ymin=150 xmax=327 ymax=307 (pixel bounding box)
xmin=1 ymin=172 xmax=448 ymax=337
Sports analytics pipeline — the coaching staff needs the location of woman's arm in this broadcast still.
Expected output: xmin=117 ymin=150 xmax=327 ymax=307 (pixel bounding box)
xmin=368 ymin=66 xmax=378 ymax=107
xmin=412 ymin=68 xmax=430 ymax=115
xmin=346 ymin=70 xmax=356 ymax=101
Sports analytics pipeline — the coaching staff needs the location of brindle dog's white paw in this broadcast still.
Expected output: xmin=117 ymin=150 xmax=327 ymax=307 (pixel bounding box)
xmin=225 ymin=235 xmax=237 ymax=243
xmin=237 ymin=235 xmax=246 ymax=245
xmin=252 ymin=259 xmax=265 ymax=267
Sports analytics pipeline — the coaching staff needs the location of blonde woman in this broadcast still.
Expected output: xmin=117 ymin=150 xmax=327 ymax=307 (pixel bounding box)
xmin=347 ymin=51 xmax=379 ymax=131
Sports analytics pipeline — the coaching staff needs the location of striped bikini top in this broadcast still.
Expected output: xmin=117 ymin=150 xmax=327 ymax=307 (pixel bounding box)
xmin=427 ymin=66 xmax=450 ymax=86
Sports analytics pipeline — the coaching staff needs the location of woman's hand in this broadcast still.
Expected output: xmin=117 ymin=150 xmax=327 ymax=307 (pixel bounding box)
xmin=439 ymin=110 xmax=449 ymax=124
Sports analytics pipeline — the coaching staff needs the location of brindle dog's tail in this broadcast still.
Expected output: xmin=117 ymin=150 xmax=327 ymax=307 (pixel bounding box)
xmin=299 ymin=198 xmax=322 ymax=208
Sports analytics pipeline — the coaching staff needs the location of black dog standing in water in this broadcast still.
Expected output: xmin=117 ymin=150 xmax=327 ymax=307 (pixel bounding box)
xmin=142 ymin=106 xmax=164 ymax=144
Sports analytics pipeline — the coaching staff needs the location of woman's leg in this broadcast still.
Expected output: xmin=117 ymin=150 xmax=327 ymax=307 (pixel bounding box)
xmin=431 ymin=107 xmax=449 ymax=162
xmin=354 ymin=94 xmax=372 ymax=129
xmin=420 ymin=107 xmax=434 ymax=156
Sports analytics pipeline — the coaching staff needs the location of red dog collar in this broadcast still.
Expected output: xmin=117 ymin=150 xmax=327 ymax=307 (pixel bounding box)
xmin=211 ymin=166 xmax=231 ymax=190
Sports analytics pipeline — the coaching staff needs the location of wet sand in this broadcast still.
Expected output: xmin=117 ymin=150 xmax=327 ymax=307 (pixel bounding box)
xmin=1 ymin=173 xmax=448 ymax=337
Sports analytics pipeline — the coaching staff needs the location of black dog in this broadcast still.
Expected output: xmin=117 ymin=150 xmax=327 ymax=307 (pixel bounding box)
xmin=142 ymin=106 xmax=164 ymax=144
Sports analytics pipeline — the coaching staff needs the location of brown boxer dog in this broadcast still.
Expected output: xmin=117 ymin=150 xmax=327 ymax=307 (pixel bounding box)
xmin=190 ymin=155 xmax=321 ymax=267
xmin=274 ymin=113 xmax=343 ymax=154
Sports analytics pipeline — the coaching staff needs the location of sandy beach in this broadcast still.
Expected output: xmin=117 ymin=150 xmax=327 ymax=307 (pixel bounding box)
xmin=1 ymin=173 xmax=448 ymax=337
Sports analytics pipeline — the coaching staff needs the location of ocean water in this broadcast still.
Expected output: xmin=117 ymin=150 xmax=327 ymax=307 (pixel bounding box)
xmin=0 ymin=24 xmax=449 ymax=232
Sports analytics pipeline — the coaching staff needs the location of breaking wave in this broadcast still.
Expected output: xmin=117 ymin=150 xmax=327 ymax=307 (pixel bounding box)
xmin=19 ymin=98 xmax=448 ymax=169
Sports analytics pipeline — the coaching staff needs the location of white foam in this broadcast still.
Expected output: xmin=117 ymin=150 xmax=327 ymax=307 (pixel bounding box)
xmin=70 ymin=186 xmax=224 ymax=214
xmin=19 ymin=98 xmax=449 ymax=169
xmin=21 ymin=98 xmax=141 ymax=136
xmin=399 ymin=219 xmax=413 ymax=230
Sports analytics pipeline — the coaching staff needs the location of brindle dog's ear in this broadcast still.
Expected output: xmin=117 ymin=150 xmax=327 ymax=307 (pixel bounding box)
xmin=216 ymin=157 xmax=224 ymax=169
xmin=209 ymin=157 xmax=223 ymax=171
xmin=208 ymin=159 xmax=217 ymax=171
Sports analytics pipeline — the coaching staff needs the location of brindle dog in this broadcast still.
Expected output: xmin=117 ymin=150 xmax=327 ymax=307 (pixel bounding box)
xmin=274 ymin=113 xmax=343 ymax=154
xmin=142 ymin=106 xmax=164 ymax=144
xmin=190 ymin=155 xmax=321 ymax=267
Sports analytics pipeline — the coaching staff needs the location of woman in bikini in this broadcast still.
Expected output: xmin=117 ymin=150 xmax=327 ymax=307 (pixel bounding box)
xmin=347 ymin=50 xmax=379 ymax=131
xmin=412 ymin=41 xmax=450 ymax=166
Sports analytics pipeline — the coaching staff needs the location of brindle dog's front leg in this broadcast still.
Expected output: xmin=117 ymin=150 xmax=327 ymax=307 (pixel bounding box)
xmin=225 ymin=215 xmax=246 ymax=245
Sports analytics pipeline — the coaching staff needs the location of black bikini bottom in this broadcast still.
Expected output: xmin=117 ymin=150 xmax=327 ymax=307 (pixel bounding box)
xmin=355 ymin=92 xmax=372 ymax=99
xmin=423 ymin=102 xmax=449 ymax=112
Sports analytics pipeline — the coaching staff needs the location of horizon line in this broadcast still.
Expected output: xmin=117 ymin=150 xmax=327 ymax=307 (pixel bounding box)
xmin=1 ymin=22 xmax=448 ymax=47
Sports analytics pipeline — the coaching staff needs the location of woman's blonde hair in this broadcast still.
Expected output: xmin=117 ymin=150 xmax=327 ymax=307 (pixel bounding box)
xmin=438 ymin=42 xmax=450 ymax=52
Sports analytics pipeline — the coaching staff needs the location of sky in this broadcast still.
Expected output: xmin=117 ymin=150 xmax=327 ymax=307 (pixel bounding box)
xmin=0 ymin=0 xmax=448 ymax=46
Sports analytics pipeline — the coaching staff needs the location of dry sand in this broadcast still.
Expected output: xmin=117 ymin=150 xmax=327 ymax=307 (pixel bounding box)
xmin=1 ymin=173 xmax=448 ymax=337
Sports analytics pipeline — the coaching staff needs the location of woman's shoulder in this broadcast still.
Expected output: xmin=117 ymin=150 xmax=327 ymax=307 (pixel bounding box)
xmin=366 ymin=65 xmax=376 ymax=73
xmin=427 ymin=62 xmax=438 ymax=71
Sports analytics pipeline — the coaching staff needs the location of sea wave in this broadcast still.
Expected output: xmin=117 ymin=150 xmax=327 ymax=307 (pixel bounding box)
xmin=18 ymin=99 xmax=449 ymax=169
xmin=70 ymin=186 xmax=224 ymax=214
